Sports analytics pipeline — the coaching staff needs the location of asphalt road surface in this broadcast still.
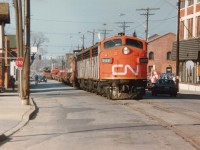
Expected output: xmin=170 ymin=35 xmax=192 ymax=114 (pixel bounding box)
xmin=0 ymin=79 xmax=200 ymax=150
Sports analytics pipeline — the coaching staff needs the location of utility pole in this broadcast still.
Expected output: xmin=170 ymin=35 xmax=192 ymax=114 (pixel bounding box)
xmin=80 ymin=34 xmax=85 ymax=49
xmin=136 ymin=7 xmax=159 ymax=41
xmin=176 ymin=0 xmax=180 ymax=91
xmin=115 ymin=21 xmax=134 ymax=34
xmin=13 ymin=0 xmax=19 ymax=55
xmin=13 ymin=0 xmax=23 ymax=98
xmin=22 ymin=0 xmax=30 ymax=104
xmin=88 ymin=29 xmax=95 ymax=45
xmin=18 ymin=0 xmax=23 ymax=57
xmin=98 ymin=24 xmax=112 ymax=40
xmin=78 ymin=32 xmax=85 ymax=49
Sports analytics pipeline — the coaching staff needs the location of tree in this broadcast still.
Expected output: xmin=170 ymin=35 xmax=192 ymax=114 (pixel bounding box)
xmin=31 ymin=32 xmax=49 ymax=63
xmin=31 ymin=32 xmax=49 ymax=49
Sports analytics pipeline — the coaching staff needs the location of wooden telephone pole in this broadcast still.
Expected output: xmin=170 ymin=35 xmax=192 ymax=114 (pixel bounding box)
xmin=136 ymin=8 xmax=159 ymax=41
xmin=13 ymin=0 xmax=23 ymax=100
xmin=115 ymin=21 xmax=134 ymax=34
xmin=176 ymin=0 xmax=180 ymax=91
xmin=14 ymin=0 xmax=30 ymax=104
xmin=22 ymin=0 xmax=30 ymax=104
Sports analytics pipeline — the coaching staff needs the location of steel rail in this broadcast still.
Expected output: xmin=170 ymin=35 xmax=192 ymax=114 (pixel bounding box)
xmin=116 ymin=100 xmax=200 ymax=150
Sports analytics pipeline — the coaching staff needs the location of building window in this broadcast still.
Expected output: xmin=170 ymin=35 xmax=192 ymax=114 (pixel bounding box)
xmin=149 ymin=52 xmax=154 ymax=60
xmin=188 ymin=0 xmax=194 ymax=6
xmin=181 ymin=0 xmax=185 ymax=8
xmin=188 ymin=18 xmax=193 ymax=38
xmin=197 ymin=16 xmax=200 ymax=37
xmin=167 ymin=52 xmax=171 ymax=60
xmin=148 ymin=66 xmax=153 ymax=73
xmin=180 ymin=21 xmax=184 ymax=40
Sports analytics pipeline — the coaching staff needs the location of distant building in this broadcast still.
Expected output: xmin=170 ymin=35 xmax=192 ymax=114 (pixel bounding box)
xmin=147 ymin=32 xmax=176 ymax=81
xmin=172 ymin=0 xmax=200 ymax=83
xmin=3 ymin=35 xmax=17 ymax=89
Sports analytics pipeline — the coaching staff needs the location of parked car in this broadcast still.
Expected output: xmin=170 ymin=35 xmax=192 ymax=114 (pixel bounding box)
xmin=38 ymin=76 xmax=47 ymax=83
xmin=151 ymin=79 xmax=177 ymax=97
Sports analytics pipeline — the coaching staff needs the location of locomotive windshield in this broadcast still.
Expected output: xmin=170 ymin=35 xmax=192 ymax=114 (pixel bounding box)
xmin=126 ymin=39 xmax=143 ymax=49
xmin=104 ymin=39 xmax=122 ymax=49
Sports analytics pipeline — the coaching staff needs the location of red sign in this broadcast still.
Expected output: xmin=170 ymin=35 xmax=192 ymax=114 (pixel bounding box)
xmin=16 ymin=57 xmax=23 ymax=69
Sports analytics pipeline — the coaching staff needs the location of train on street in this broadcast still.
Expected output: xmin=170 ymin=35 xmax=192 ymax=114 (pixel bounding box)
xmin=43 ymin=33 xmax=148 ymax=100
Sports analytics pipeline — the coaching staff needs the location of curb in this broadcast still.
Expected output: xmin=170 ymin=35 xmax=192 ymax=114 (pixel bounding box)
xmin=0 ymin=97 xmax=37 ymax=142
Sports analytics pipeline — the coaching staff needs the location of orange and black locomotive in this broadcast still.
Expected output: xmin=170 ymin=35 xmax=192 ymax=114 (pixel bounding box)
xmin=75 ymin=33 xmax=148 ymax=99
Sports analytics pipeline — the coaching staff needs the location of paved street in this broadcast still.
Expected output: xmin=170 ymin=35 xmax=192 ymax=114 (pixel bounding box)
xmin=1 ymin=81 xmax=200 ymax=150
xmin=0 ymin=80 xmax=200 ymax=150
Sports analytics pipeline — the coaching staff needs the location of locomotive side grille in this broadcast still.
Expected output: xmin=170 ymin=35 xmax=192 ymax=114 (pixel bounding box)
xmin=83 ymin=50 xmax=90 ymax=59
xmin=92 ymin=47 xmax=98 ymax=57
xmin=77 ymin=54 xmax=82 ymax=61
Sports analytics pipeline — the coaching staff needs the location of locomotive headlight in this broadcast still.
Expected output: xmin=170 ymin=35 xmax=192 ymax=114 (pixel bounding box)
xmin=122 ymin=47 xmax=130 ymax=55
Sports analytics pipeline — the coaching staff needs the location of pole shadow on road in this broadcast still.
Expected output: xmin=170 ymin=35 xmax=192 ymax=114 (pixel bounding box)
xmin=30 ymin=82 xmax=80 ymax=94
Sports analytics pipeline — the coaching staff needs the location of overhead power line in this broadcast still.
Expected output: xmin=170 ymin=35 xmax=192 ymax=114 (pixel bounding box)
xmin=115 ymin=21 xmax=134 ymax=34
xmin=98 ymin=24 xmax=113 ymax=40
xmin=31 ymin=18 xmax=105 ymax=24
xmin=150 ymin=16 xmax=177 ymax=21
xmin=136 ymin=7 xmax=160 ymax=41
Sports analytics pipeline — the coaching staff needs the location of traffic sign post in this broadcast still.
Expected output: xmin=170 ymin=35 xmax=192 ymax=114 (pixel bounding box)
xmin=16 ymin=57 xmax=23 ymax=97
xmin=16 ymin=57 xmax=23 ymax=70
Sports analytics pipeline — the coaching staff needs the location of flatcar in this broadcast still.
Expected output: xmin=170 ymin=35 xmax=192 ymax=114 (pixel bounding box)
xmin=75 ymin=33 xmax=148 ymax=100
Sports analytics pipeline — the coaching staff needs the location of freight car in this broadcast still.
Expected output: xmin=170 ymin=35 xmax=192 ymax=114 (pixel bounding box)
xmin=51 ymin=69 xmax=60 ymax=80
xmin=75 ymin=33 xmax=148 ymax=100
xmin=42 ymin=53 xmax=76 ymax=86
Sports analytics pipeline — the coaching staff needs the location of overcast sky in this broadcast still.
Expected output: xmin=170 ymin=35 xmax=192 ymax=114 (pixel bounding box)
xmin=2 ymin=0 xmax=177 ymax=57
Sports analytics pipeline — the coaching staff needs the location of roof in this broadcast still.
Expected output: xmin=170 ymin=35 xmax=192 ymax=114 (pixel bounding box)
xmin=0 ymin=3 xmax=10 ymax=24
xmin=172 ymin=37 xmax=200 ymax=61
xmin=148 ymin=34 xmax=159 ymax=41
xmin=148 ymin=32 xmax=176 ymax=43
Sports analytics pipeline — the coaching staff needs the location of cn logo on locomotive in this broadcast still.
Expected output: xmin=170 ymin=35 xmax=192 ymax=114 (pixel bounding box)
xmin=112 ymin=64 xmax=139 ymax=76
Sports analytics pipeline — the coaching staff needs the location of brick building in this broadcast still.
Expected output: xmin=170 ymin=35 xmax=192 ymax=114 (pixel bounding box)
xmin=147 ymin=32 xmax=176 ymax=81
xmin=5 ymin=35 xmax=17 ymax=89
xmin=172 ymin=0 xmax=200 ymax=83
xmin=0 ymin=2 xmax=10 ymax=90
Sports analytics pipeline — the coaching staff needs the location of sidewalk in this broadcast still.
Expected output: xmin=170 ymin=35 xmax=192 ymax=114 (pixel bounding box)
xmin=179 ymin=83 xmax=200 ymax=92
xmin=0 ymin=89 xmax=36 ymax=142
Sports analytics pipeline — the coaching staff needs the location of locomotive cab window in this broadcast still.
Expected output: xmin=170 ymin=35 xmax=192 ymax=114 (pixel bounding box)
xmin=126 ymin=39 xmax=143 ymax=49
xmin=104 ymin=39 xmax=122 ymax=49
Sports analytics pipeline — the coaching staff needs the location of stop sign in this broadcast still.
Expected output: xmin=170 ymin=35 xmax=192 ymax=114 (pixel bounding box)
xmin=16 ymin=57 xmax=23 ymax=69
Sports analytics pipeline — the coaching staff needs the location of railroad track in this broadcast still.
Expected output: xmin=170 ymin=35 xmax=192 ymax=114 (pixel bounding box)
xmin=116 ymin=99 xmax=200 ymax=150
